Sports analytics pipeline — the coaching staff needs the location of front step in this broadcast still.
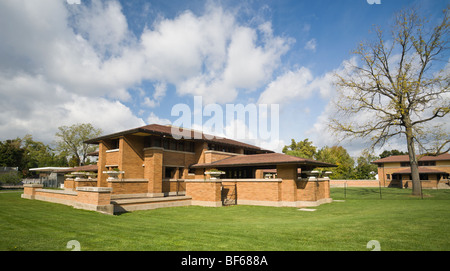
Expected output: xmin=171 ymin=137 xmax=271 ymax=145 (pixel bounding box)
xmin=112 ymin=195 xmax=192 ymax=213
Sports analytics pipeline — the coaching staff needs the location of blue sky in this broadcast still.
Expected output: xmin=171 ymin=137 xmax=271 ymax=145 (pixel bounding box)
xmin=0 ymin=0 xmax=448 ymax=157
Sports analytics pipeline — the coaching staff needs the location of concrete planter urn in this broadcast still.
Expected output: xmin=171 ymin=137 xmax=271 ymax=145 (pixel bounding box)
xmin=322 ymin=171 xmax=333 ymax=179
xmin=204 ymin=170 xmax=225 ymax=179
xmin=71 ymin=172 xmax=87 ymax=180
xmin=85 ymin=172 xmax=98 ymax=179
xmin=304 ymin=170 xmax=320 ymax=181
xmin=103 ymin=170 xmax=125 ymax=180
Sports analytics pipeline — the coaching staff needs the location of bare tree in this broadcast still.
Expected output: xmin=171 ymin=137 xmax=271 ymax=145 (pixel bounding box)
xmin=330 ymin=7 xmax=449 ymax=196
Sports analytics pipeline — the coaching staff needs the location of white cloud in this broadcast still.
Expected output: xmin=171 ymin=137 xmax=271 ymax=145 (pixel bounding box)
xmin=147 ymin=112 xmax=171 ymax=126
xmin=70 ymin=0 xmax=132 ymax=57
xmin=0 ymin=71 xmax=145 ymax=142
xmin=304 ymin=38 xmax=317 ymax=52
xmin=138 ymin=5 xmax=292 ymax=104
xmin=0 ymin=0 xmax=295 ymax=145
xmin=258 ymin=67 xmax=314 ymax=104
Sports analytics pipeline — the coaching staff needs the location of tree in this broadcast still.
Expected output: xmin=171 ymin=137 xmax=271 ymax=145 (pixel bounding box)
xmin=0 ymin=139 xmax=25 ymax=171
xmin=355 ymin=150 xmax=379 ymax=179
xmin=379 ymin=149 xmax=407 ymax=159
xmin=55 ymin=123 xmax=102 ymax=166
xmin=315 ymin=146 xmax=355 ymax=180
xmin=21 ymin=135 xmax=68 ymax=169
xmin=282 ymin=138 xmax=317 ymax=159
xmin=330 ymin=8 xmax=449 ymax=195
xmin=0 ymin=135 xmax=69 ymax=177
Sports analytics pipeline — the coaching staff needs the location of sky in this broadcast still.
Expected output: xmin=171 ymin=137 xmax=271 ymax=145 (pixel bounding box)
xmin=0 ymin=0 xmax=448 ymax=157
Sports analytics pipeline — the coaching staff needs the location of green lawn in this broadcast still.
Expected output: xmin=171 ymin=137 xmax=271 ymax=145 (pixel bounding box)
xmin=0 ymin=188 xmax=449 ymax=251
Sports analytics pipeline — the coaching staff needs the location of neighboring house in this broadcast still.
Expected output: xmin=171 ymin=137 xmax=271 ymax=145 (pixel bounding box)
xmin=23 ymin=124 xmax=337 ymax=214
xmin=372 ymin=153 xmax=450 ymax=188
xmin=28 ymin=167 xmax=72 ymax=187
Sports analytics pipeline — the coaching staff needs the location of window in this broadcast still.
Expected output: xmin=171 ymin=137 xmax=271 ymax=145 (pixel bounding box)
xmin=419 ymin=174 xmax=429 ymax=180
xmin=163 ymin=139 xmax=169 ymax=149
xmin=169 ymin=140 xmax=177 ymax=150
xmin=177 ymin=141 xmax=184 ymax=151
xmin=419 ymin=161 xmax=436 ymax=166
xmin=152 ymin=137 xmax=161 ymax=147
xmin=164 ymin=167 xmax=176 ymax=179
xmin=386 ymin=174 xmax=391 ymax=180
xmin=108 ymin=139 xmax=119 ymax=149
xmin=187 ymin=142 xmax=195 ymax=152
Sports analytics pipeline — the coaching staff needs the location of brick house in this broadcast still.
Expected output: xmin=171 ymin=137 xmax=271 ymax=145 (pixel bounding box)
xmin=372 ymin=153 xmax=450 ymax=188
xmin=22 ymin=124 xmax=336 ymax=214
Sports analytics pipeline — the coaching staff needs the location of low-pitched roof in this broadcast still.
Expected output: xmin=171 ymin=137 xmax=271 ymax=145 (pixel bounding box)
xmin=393 ymin=167 xmax=448 ymax=175
xmin=85 ymin=124 xmax=272 ymax=152
xmin=372 ymin=153 xmax=450 ymax=164
xmin=191 ymin=152 xmax=337 ymax=168
xmin=29 ymin=167 xmax=71 ymax=172
xmin=56 ymin=164 xmax=98 ymax=173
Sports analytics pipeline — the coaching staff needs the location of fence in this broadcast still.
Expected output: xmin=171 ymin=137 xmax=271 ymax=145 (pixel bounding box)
xmin=330 ymin=182 xmax=450 ymax=200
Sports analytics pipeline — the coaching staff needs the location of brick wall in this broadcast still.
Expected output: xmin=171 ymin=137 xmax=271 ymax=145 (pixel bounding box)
xmin=222 ymin=180 xmax=281 ymax=202
xmin=296 ymin=180 xmax=330 ymax=201
xmin=185 ymin=180 xmax=222 ymax=206
xmin=107 ymin=180 xmax=148 ymax=195
xmin=330 ymin=180 xmax=380 ymax=187
xmin=121 ymin=135 xmax=145 ymax=179
xmin=21 ymin=184 xmax=114 ymax=214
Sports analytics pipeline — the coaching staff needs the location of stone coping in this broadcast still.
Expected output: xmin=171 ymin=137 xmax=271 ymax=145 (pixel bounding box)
xmin=107 ymin=178 xmax=148 ymax=183
xmin=36 ymin=189 xmax=77 ymax=196
xmin=184 ymin=178 xmax=282 ymax=183
xmin=184 ymin=179 xmax=223 ymax=183
xmin=111 ymin=195 xmax=191 ymax=205
xmin=221 ymin=178 xmax=282 ymax=182
xmin=23 ymin=184 xmax=44 ymax=188
xmin=76 ymin=187 xmax=113 ymax=193
xmin=163 ymin=178 xmax=186 ymax=182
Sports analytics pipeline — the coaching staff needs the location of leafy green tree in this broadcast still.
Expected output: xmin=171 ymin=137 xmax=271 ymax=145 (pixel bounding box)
xmin=316 ymin=146 xmax=355 ymax=180
xmin=21 ymin=135 xmax=68 ymax=169
xmin=0 ymin=171 xmax=21 ymax=185
xmin=379 ymin=149 xmax=407 ymax=159
xmin=0 ymin=135 xmax=69 ymax=177
xmin=0 ymin=139 xmax=24 ymax=170
xmin=55 ymin=123 xmax=102 ymax=166
xmin=355 ymin=150 xmax=378 ymax=179
xmin=282 ymin=138 xmax=317 ymax=159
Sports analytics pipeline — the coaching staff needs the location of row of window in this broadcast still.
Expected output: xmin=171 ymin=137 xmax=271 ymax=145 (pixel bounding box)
xmin=386 ymin=174 xmax=444 ymax=180
xmin=144 ymin=136 xmax=196 ymax=152
xmin=108 ymin=136 xmax=258 ymax=155
xmin=400 ymin=161 xmax=436 ymax=167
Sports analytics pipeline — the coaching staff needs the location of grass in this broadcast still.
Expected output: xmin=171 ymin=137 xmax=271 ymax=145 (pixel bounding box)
xmin=0 ymin=188 xmax=449 ymax=251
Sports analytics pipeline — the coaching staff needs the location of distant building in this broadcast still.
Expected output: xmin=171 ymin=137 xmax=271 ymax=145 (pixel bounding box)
xmin=372 ymin=153 xmax=450 ymax=188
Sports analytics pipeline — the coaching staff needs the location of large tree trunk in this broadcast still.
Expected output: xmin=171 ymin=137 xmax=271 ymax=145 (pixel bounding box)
xmin=405 ymin=125 xmax=421 ymax=196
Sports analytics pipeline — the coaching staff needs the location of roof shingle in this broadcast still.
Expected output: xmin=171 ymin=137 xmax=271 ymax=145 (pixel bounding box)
xmin=85 ymin=124 xmax=272 ymax=152
xmin=372 ymin=153 xmax=450 ymax=164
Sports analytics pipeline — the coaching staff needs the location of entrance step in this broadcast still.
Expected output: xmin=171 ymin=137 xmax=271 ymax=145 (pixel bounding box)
xmin=112 ymin=195 xmax=192 ymax=213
